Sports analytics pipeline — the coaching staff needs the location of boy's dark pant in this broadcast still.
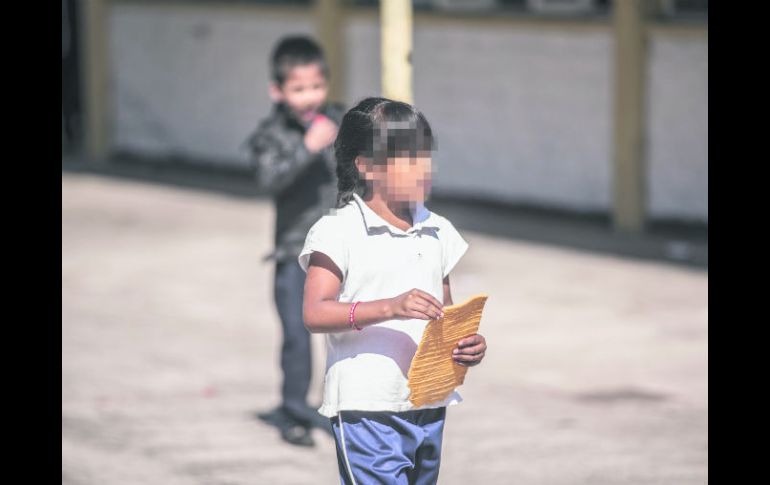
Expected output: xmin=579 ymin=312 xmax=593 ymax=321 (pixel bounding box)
xmin=274 ymin=259 xmax=312 ymax=421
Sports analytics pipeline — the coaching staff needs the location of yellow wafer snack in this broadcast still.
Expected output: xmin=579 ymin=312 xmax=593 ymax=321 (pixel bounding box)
xmin=407 ymin=293 xmax=489 ymax=407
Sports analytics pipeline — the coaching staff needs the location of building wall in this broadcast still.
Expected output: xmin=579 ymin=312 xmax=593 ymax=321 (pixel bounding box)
xmin=108 ymin=2 xmax=707 ymax=223
xmin=646 ymin=31 xmax=708 ymax=222
xmin=412 ymin=18 xmax=613 ymax=213
xmin=110 ymin=3 xmax=315 ymax=161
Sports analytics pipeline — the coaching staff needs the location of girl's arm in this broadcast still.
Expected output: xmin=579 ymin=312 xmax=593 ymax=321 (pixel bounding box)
xmin=442 ymin=275 xmax=453 ymax=306
xmin=303 ymin=252 xmax=444 ymax=333
xmin=303 ymin=252 xmax=393 ymax=333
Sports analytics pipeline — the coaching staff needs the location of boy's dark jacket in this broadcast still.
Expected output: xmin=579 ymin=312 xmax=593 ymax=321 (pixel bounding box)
xmin=245 ymin=101 xmax=346 ymax=264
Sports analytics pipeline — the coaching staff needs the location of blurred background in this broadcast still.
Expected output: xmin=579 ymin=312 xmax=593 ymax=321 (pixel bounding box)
xmin=62 ymin=1 xmax=707 ymax=484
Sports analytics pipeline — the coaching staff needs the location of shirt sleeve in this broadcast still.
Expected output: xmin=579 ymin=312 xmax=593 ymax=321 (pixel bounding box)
xmin=245 ymin=124 xmax=318 ymax=195
xmin=440 ymin=218 xmax=469 ymax=278
xmin=298 ymin=216 xmax=348 ymax=277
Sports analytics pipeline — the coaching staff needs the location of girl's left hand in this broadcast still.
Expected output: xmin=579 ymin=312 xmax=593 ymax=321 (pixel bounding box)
xmin=452 ymin=334 xmax=487 ymax=367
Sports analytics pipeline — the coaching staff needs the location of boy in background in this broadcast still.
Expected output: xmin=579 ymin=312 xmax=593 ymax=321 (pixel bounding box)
xmin=244 ymin=36 xmax=344 ymax=447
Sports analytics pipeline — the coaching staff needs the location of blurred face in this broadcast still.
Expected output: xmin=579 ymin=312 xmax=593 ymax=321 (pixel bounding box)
xmin=270 ymin=63 xmax=329 ymax=124
xmin=357 ymin=150 xmax=434 ymax=204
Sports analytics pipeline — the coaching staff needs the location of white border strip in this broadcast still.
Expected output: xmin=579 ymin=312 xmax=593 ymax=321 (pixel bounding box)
xmin=338 ymin=411 xmax=358 ymax=485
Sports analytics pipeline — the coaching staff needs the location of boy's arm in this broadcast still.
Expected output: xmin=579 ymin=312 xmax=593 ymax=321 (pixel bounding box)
xmin=247 ymin=127 xmax=321 ymax=195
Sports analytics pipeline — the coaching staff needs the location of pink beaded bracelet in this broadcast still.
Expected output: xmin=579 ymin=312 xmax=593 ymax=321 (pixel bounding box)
xmin=348 ymin=301 xmax=362 ymax=331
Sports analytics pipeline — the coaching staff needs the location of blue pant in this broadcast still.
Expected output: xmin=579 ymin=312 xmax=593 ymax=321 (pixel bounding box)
xmin=274 ymin=260 xmax=312 ymax=420
xmin=330 ymin=407 xmax=446 ymax=485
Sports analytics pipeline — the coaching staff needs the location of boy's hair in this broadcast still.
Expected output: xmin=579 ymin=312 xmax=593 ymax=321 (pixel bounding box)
xmin=334 ymin=97 xmax=436 ymax=209
xmin=271 ymin=36 xmax=329 ymax=86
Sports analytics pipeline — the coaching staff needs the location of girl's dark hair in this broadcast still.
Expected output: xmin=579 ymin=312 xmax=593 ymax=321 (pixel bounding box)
xmin=335 ymin=97 xmax=435 ymax=208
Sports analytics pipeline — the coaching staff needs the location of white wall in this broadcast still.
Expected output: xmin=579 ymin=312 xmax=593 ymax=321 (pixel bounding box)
xmin=646 ymin=32 xmax=708 ymax=222
xmin=413 ymin=21 xmax=613 ymax=213
xmin=110 ymin=4 xmax=315 ymax=161
xmin=108 ymin=3 xmax=707 ymax=223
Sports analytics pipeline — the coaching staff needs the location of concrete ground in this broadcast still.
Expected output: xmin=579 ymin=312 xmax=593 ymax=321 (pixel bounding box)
xmin=62 ymin=168 xmax=707 ymax=485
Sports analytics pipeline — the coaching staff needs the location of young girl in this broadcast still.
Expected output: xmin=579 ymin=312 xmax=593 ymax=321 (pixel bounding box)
xmin=298 ymin=97 xmax=487 ymax=484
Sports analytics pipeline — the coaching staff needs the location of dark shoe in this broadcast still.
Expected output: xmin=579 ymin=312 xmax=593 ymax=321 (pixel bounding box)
xmin=256 ymin=406 xmax=315 ymax=447
xmin=255 ymin=406 xmax=284 ymax=426
xmin=283 ymin=404 xmax=334 ymax=437
xmin=306 ymin=409 xmax=334 ymax=437
xmin=279 ymin=422 xmax=315 ymax=447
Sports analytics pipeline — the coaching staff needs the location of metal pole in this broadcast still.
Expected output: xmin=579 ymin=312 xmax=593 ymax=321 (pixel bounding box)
xmin=78 ymin=0 xmax=110 ymax=162
xmin=380 ymin=0 xmax=413 ymax=104
xmin=612 ymin=0 xmax=649 ymax=232
xmin=316 ymin=0 xmax=345 ymax=104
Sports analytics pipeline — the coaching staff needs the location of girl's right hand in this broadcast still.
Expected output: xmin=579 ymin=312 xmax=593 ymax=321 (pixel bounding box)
xmin=387 ymin=289 xmax=444 ymax=321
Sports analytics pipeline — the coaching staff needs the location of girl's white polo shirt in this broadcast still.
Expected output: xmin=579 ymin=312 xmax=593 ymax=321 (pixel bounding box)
xmin=298 ymin=192 xmax=469 ymax=418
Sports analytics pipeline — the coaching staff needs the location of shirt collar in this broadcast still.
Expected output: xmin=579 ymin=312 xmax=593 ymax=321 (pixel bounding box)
xmin=351 ymin=192 xmax=439 ymax=235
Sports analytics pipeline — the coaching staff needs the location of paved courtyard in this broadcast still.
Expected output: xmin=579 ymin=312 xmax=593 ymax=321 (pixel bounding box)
xmin=62 ymin=171 xmax=707 ymax=484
